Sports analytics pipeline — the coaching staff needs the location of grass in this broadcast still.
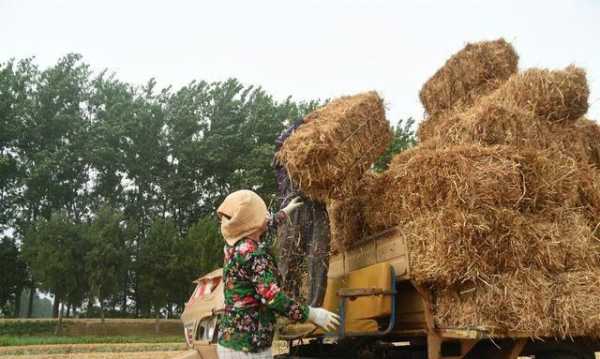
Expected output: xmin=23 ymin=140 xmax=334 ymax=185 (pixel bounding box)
xmin=0 ymin=335 xmax=182 ymax=347
xmin=0 ymin=342 xmax=185 ymax=355
xmin=1 ymin=351 xmax=187 ymax=358
xmin=0 ymin=319 xmax=182 ymax=337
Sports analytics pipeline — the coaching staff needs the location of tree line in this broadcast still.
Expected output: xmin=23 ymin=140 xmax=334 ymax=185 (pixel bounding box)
xmin=0 ymin=54 xmax=415 ymax=319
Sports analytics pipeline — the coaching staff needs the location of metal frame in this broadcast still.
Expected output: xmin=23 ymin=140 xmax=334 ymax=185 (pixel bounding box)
xmin=334 ymin=266 xmax=397 ymax=337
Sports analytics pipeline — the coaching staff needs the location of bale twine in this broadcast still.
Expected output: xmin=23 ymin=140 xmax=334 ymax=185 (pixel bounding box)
xmin=419 ymin=38 xmax=518 ymax=115
xmin=276 ymin=91 xmax=392 ymax=201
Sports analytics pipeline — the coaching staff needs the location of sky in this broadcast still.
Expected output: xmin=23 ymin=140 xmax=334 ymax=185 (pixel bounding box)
xmin=1 ymin=0 xmax=600 ymax=125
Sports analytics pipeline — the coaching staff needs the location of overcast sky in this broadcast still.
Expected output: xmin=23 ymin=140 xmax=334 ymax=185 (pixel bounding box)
xmin=2 ymin=0 xmax=599 ymax=125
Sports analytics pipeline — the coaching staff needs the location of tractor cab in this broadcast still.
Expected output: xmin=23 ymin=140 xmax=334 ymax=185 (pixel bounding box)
xmin=180 ymin=268 xmax=224 ymax=358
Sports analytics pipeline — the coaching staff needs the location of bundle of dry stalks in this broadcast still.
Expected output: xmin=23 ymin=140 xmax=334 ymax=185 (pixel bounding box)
xmin=400 ymin=209 xmax=597 ymax=287
xmin=419 ymin=38 xmax=518 ymax=115
xmin=326 ymin=198 xmax=365 ymax=253
xmin=433 ymin=270 xmax=556 ymax=337
xmin=276 ymin=92 xmax=391 ymax=201
xmin=435 ymin=269 xmax=600 ymax=337
xmin=421 ymin=113 xmax=600 ymax=172
xmin=577 ymin=167 xmax=600 ymax=225
xmin=490 ymin=66 xmax=589 ymax=123
xmin=553 ymin=270 xmax=600 ymax=338
xmin=375 ymin=145 xmax=581 ymax=225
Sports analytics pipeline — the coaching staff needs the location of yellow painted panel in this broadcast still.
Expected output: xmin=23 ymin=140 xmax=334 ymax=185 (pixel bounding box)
xmin=345 ymin=262 xmax=393 ymax=320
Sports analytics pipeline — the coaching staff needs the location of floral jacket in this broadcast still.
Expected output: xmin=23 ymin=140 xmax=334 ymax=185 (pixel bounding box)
xmin=217 ymin=211 xmax=309 ymax=353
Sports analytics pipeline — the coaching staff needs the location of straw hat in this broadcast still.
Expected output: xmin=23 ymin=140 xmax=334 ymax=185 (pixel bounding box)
xmin=217 ymin=190 xmax=268 ymax=246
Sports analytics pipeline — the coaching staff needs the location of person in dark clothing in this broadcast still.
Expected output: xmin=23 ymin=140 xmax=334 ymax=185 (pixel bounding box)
xmin=272 ymin=117 xmax=331 ymax=307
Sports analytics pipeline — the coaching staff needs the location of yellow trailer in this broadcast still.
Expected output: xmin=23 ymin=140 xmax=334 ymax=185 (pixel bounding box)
xmin=179 ymin=228 xmax=599 ymax=359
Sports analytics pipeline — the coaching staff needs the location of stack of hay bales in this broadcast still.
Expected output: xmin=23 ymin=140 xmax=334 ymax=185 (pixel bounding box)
xmin=276 ymin=38 xmax=600 ymax=338
xmin=364 ymin=39 xmax=600 ymax=338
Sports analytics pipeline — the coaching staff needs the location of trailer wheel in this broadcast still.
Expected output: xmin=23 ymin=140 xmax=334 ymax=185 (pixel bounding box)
xmin=535 ymin=350 xmax=595 ymax=359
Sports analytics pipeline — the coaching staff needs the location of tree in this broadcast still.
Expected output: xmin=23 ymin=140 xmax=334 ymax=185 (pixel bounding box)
xmin=373 ymin=118 xmax=417 ymax=172
xmin=0 ymin=237 xmax=27 ymax=317
xmin=166 ymin=215 xmax=223 ymax=312
xmin=22 ymin=213 xmax=88 ymax=318
xmin=85 ymin=206 xmax=128 ymax=322
xmin=3 ymin=54 xmax=327 ymax=317
xmin=136 ymin=217 xmax=178 ymax=327
xmin=18 ymin=54 xmax=91 ymax=222
xmin=86 ymin=71 xmax=135 ymax=209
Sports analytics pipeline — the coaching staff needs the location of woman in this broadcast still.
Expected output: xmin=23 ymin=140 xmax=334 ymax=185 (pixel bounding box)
xmin=216 ymin=190 xmax=339 ymax=358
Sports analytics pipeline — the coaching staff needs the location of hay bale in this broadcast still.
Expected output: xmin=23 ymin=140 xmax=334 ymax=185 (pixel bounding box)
xmin=433 ymin=271 xmax=555 ymax=337
xmin=401 ymin=209 xmax=597 ymax=286
xmin=421 ymin=101 xmax=544 ymax=146
xmin=327 ymin=171 xmax=384 ymax=251
xmin=489 ymin=65 xmax=589 ymax=123
xmin=435 ymin=269 xmax=600 ymax=337
xmin=553 ymin=270 xmax=600 ymax=338
xmin=326 ymin=198 xmax=365 ymax=253
xmin=415 ymin=91 xmax=600 ymax=171
xmin=419 ymin=38 xmax=518 ymax=115
xmin=276 ymin=91 xmax=391 ymax=201
xmin=375 ymin=145 xmax=581 ymax=228
xmin=576 ymin=166 xmax=600 ymax=228
xmin=574 ymin=117 xmax=600 ymax=167
xmin=384 ymin=145 xmax=525 ymax=222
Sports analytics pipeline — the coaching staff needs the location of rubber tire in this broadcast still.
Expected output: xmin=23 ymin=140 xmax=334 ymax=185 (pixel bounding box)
xmin=535 ymin=351 xmax=594 ymax=359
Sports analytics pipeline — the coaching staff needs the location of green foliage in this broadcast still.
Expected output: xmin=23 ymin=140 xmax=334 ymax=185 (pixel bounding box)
xmin=0 ymin=238 xmax=27 ymax=316
xmin=2 ymin=54 xmax=321 ymax=318
xmin=21 ymin=213 xmax=89 ymax=310
xmin=136 ymin=217 xmax=179 ymax=315
xmin=0 ymin=320 xmax=56 ymax=336
xmin=85 ymin=207 xmax=128 ymax=316
xmin=373 ymin=118 xmax=417 ymax=172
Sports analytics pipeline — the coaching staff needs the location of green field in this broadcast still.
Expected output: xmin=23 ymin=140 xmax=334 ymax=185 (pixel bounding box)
xmin=0 ymin=335 xmax=181 ymax=347
xmin=0 ymin=319 xmax=186 ymax=358
xmin=0 ymin=318 xmax=182 ymax=337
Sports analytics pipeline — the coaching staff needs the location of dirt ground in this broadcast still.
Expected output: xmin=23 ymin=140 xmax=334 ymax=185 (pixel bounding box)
xmin=0 ymin=343 xmax=596 ymax=358
xmin=0 ymin=342 xmax=186 ymax=358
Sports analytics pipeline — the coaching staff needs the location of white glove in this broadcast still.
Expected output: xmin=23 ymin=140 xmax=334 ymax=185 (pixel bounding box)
xmin=308 ymin=306 xmax=340 ymax=331
xmin=282 ymin=196 xmax=303 ymax=216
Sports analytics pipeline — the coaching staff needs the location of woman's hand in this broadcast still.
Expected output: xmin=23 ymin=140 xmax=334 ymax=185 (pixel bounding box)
xmin=308 ymin=307 xmax=340 ymax=331
xmin=282 ymin=196 xmax=303 ymax=216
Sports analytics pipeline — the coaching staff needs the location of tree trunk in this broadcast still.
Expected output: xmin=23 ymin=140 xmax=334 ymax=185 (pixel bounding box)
xmin=87 ymin=296 xmax=93 ymax=318
xmin=52 ymin=296 xmax=60 ymax=318
xmin=27 ymin=286 xmax=35 ymax=318
xmin=100 ymin=300 xmax=105 ymax=324
xmin=54 ymin=301 xmax=63 ymax=335
xmin=14 ymin=287 xmax=22 ymax=317
xmin=66 ymin=304 xmax=71 ymax=317
xmin=154 ymin=306 xmax=160 ymax=334
xmin=121 ymin=277 xmax=128 ymax=316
